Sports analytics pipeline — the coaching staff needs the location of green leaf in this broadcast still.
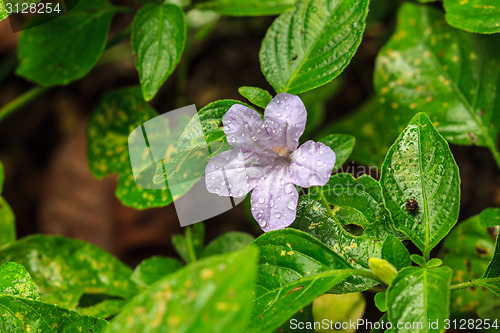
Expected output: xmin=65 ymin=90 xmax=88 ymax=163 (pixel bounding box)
xmin=427 ymin=258 xmax=442 ymax=268
xmin=259 ymin=0 xmax=369 ymax=94
xmin=131 ymin=256 xmax=183 ymax=287
xmin=201 ymin=231 xmax=254 ymax=258
xmin=249 ymin=229 xmax=357 ymax=333
xmin=0 ymin=262 xmax=39 ymax=300
xmin=480 ymin=207 xmax=500 ymax=227
xmin=132 ymin=3 xmax=186 ymax=101
xmin=411 ymin=254 xmax=427 ymax=268
xmin=374 ymin=292 xmax=387 ymax=312
xmin=444 ymin=0 xmax=500 ymax=34
xmin=439 ymin=214 xmax=499 ymax=316
xmin=88 ymin=86 xmax=176 ymax=209
xmin=16 ymin=0 xmax=115 ymax=86
xmin=105 ymin=246 xmax=257 ymax=333
xmin=0 ymin=234 xmax=137 ymax=309
xmin=380 ymin=113 xmax=460 ymax=259
xmin=0 ymin=0 xmax=8 ymax=21
xmin=382 ymin=234 xmax=411 ymax=270
xmin=481 ymin=233 xmax=500 ymax=296
xmin=312 ymin=293 xmax=366 ymax=331
xmin=386 ymin=266 xmax=453 ymax=333
xmin=374 ymin=3 xmax=500 ymax=167
xmin=0 ymin=294 xmax=108 ymax=332
xmin=293 ymin=173 xmax=402 ymax=283
xmin=275 ymin=304 xmax=314 ymax=333
xmin=238 ymin=86 xmax=272 ymax=108
xmin=321 ymin=98 xmax=396 ymax=167
xmin=0 ymin=161 xmax=16 ymax=247
xmin=196 ymin=0 xmax=295 ymax=16
xmin=318 ymin=134 xmax=356 ymax=171
xmin=172 ymin=223 xmax=205 ymax=263
xmin=177 ymin=99 xmax=251 ymax=152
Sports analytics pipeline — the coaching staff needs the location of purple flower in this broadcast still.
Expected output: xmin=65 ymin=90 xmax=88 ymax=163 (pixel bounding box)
xmin=205 ymin=93 xmax=336 ymax=231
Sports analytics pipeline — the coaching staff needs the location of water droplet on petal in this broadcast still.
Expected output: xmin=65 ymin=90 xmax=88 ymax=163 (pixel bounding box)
xmin=226 ymin=120 xmax=231 ymax=124
xmin=277 ymin=112 xmax=281 ymax=117
xmin=261 ymin=219 xmax=267 ymax=226
xmin=275 ymin=213 xmax=281 ymax=219
xmin=284 ymin=183 xmax=293 ymax=193
xmin=316 ymin=161 xmax=323 ymax=167
xmin=237 ymin=189 xmax=245 ymax=196
xmin=319 ymin=150 xmax=324 ymax=155
xmin=280 ymin=179 xmax=285 ymax=185
xmin=258 ymin=197 xmax=265 ymax=204
xmin=276 ymin=99 xmax=280 ymax=104
xmin=287 ymin=200 xmax=295 ymax=210
xmin=251 ymin=136 xmax=257 ymax=141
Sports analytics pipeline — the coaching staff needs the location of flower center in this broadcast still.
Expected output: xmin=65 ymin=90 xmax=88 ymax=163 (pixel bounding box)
xmin=271 ymin=146 xmax=288 ymax=156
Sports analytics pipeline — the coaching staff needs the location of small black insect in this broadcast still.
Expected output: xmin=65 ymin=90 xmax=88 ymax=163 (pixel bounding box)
xmin=405 ymin=198 xmax=418 ymax=213
xmin=292 ymin=54 xmax=298 ymax=61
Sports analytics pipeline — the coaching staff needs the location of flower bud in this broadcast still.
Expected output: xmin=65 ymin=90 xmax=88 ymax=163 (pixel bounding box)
xmin=368 ymin=258 xmax=398 ymax=285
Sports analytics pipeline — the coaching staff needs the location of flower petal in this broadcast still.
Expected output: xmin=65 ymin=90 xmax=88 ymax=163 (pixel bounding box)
xmin=205 ymin=149 xmax=274 ymax=198
xmin=223 ymin=104 xmax=272 ymax=152
xmin=250 ymin=161 xmax=298 ymax=232
xmin=264 ymin=93 xmax=307 ymax=151
xmin=289 ymin=140 xmax=336 ymax=187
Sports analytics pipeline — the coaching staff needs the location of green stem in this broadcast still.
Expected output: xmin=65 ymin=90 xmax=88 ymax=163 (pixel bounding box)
xmin=106 ymin=25 xmax=132 ymax=50
xmin=450 ymin=277 xmax=500 ymax=291
xmin=185 ymin=226 xmax=198 ymax=263
xmin=0 ymin=86 xmax=49 ymax=122
xmin=351 ymin=269 xmax=386 ymax=285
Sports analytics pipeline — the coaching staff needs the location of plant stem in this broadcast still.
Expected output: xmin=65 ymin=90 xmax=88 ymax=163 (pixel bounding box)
xmin=351 ymin=268 xmax=386 ymax=285
xmin=0 ymin=86 xmax=49 ymax=122
xmin=489 ymin=143 xmax=500 ymax=170
xmin=450 ymin=277 xmax=500 ymax=291
xmin=185 ymin=226 xmax=198 ymax=263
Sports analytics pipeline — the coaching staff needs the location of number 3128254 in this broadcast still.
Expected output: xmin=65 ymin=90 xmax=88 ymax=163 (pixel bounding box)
xmin=5 ymin=2 xmax=61 ymax=14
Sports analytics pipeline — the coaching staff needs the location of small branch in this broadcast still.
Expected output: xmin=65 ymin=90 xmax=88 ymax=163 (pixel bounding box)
xmin=184 ymin=226 xmax=198 ymax=263
xmin=450 ymin=277 xmax=500 ymax=291
xmin=0 ymin=86 xmax=49 ymax=122
xmin=350 ymin=268 xmax=386 ymax=285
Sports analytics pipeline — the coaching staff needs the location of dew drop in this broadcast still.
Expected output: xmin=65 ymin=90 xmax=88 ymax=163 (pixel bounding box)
xmin=276 ymin=99 xmax=280 ymax=104
xmin=275 ymin=213 xmax=281 ymax=219
xmin=261 ymin=219 xmax=267 ymax=227
xmin=277 ymin=112 xmax=282 ymax=117
xmin=258 ymin=197 xmax=265 ymax=204
xmin=280 ymin=179 xmax=285 ymax=185
xmin=287 ymin=200 xmax=295 ymax=210
xmin=251 ymin=136 xmax=257 ymax=141
xmin=316 ymin=161 xmax=323 ymax=167
xmin=284 ymin=183 xmax=293 ymax=193
xmin=319 ymin=150 xmax=324 ymax=155
xmin=237 ymin=189 xmax=245 ymax=196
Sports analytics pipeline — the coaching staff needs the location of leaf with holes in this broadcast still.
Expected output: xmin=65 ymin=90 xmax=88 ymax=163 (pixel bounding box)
xmin=105 ymin=246 xmax=257 ymax=333
xmin=132 ymin=3 xmax=186 ymax=101
xmin=380 ymin=113 xmax=460 ymax=259
xmin=387 ymin=266 xmax=453 ymax=333
xmin=248 ymin=229 xmax=358 ymax=333
xmin=292 ymin=173 xmax=402 ymax=285
xmin=260 ymin=0 xmax=369 ymax=94
xmin=88 ymin=86 xmax=177 ymax=209
xmin=16 ymin=0 xmax=115 ymax=86
xmin=374 ymin=3 xmax=500 ymax=167
xmin=0 ymin=262 xmax=39 ymax=300
xmin=439 ymin=214 xmax=499 ymax=317
xmin=444 ymin=0 xmax=500 ymax=34
xmin=318 ymin=134 xmax=355 ymax=171
xmin=196 ymin=0 xmax=295 ymax=16
xmin=0 ymin=234 xmax=138 ymax=310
